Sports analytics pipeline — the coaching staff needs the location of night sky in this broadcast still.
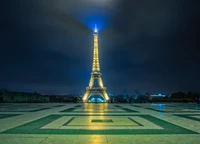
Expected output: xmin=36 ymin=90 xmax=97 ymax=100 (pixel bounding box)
xmin=0 ymin=0 xmax=199 ymax=95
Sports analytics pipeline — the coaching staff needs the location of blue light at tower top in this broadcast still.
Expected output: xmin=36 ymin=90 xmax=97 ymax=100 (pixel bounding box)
xmin=94 ymin=24 xmax=98 ymax=33
xmin=75 ymin=10 xmax=110 ymax=32
xmin=94 ymin=28 xmax=98 ymax=33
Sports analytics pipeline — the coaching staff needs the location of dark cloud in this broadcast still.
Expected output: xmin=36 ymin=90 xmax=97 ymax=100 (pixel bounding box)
xmin=0 ymin=0 xmax=199 ymax=94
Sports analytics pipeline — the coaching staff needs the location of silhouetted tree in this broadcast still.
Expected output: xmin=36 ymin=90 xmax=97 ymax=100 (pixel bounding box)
xmin=170 ymin=92 xmax=185 ymax=99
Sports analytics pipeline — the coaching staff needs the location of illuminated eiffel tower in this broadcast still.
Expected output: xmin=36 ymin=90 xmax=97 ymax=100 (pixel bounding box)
xmin=82 ymin=26 xmax=109 ymax=102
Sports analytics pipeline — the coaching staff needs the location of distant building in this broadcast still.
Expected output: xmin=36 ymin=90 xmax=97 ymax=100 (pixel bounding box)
xmin=150 ymin=93 xmax=166 ymax=97
xmin=108 ymin=93 xmax=116 ymax=97
xmin=108 ymin=93 xmax=117 ymax=103
xmin=45 ymin=95 xmax=82 ymax=103
xmin=0 ymin=89 xmax=49 ymax=103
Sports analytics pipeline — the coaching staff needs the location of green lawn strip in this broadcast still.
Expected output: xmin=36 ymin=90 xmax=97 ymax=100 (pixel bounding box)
xmin=114 ymin=105 xmax=122 ymax=107
xmin=146 ymin=108 xmax=200 ymax=113
xmin=28 ymin=108 xmax=51 ymax=112
xmin=0 ymin=108 xmax=50 ymax=112
xmin=74 ymin=105 xmax=82 ymax=107
xmin=169 ymin=106 xmax=200 ymax=110
xmin=165 ymin=105 xmax=177 ymax=107
xmin=55 ymin=114 xmax=143 ymax=116
xmin=0 ymin=114 xmax=21 ymax=119
xmin=91 ymin=119 xmax=113 ymax=123
xmin=131 ymin=105 xmax=142 ymax=108
xmin=60 ymin=111 xmax=139 ymax=113
xmin=60 ymin=108 xmax=77 ymax=112
xmin=1 ymin=114 xmax=197 ymax=135
xmin=54 ymin=105 xmax=65 ymax=107
xmin=121 ymin=108 xmax=139 ymax=113
xmin=169 ymin=111 xmax=200 ymax=113
xmin=145 ymin=108 xmax=166 ymax=112
xmin=174 ymin=114 xmax=200 ymax=122
xmin=60 ymin=108 xmax=139 ymax=113
xmin=162 ymin=104 xmax=200 ymax=110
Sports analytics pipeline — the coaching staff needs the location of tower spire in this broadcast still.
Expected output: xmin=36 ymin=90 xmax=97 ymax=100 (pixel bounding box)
xmin=92 ymin=25 xmax=100 ymax=72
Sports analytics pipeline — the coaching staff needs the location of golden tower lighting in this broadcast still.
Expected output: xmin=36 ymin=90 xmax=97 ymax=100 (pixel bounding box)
xmin=82 ymin=26 xmax=109 ymax=102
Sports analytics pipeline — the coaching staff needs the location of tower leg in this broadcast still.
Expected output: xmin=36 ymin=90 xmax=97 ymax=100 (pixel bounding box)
xmin=102 ymin=91 xmax=109 ymax=101
xmin=89 ymin=75 xmax=94 ymax=87
xmin=83 ymin=90 xmax=90 ymax=102
xmin=98 ymin=76 xmax=103 ymax=87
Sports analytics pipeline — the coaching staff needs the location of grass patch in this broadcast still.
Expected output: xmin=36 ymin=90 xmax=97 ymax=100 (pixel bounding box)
xmin=0 ymin=114 xmax=20 ymax=119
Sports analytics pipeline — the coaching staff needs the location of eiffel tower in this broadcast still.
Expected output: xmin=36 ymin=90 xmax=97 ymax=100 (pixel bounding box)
xmin=82 ymin=26 xmax=109 ymax=102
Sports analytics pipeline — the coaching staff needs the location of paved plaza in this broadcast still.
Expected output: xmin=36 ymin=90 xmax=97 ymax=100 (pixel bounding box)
xmin=0 ymin=103 xmax=199 ymax=144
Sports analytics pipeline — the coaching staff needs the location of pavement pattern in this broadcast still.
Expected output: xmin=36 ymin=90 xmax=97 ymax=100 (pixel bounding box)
xmin=0 ymin=103 xmax=199 ymax=144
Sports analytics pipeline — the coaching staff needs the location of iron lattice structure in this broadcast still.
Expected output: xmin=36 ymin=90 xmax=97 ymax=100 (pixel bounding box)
xmin=82 ymin=29 xmax=109 ymax=102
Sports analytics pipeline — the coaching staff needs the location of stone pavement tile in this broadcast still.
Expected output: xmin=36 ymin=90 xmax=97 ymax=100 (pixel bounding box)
xmin=47 ymin=135 xmax=78 ymax=140
xmin=40 ymin=137 xmax=74 ymax=144
xmin=0 ymin=134 xmax=50 ymax=138
xmin=76 ymin=135 xmax=107 ymax=143
xmin=74 ymin=141 xmax=107 ymax=144
xmin=162 ymin=134 xmax=200 ymax=144
xmin=108 ymin=141 xmax=169 ymax=144
xmin=0 ymin=137 xmax=45 ymax=144
xmin=106 ymin=135 xmax=170 ymax=144
xmin=74 ymin=142 xmax=107 ymax=144
xmin=0 ymin=114 xmax=21 ymax=119
xmin=40 ymin=135 xmax=107 ymax=144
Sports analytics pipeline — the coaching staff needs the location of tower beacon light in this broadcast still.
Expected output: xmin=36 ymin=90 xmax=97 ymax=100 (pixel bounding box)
xmin=94 ymin=24 xmax=98 ymax=33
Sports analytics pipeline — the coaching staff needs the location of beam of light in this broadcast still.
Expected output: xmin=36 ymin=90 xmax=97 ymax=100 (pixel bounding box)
xmin=48 ymin=0 xmax=119 ymax=32
xmin=82 ymin=14 xmax=109 ymax=32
